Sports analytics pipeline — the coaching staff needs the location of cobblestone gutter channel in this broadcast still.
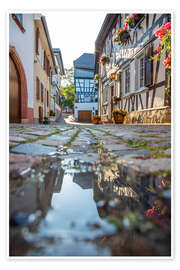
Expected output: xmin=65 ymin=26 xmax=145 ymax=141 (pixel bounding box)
xmin=9 ymin=124 xmax=171 ymax=257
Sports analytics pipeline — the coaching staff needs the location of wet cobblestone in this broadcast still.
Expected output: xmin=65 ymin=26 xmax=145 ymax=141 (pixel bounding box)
xmin=9 ymin=121 xmax=171 ymax=256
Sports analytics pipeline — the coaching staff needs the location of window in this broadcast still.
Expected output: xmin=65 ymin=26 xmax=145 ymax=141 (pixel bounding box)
xmin=125 ymin=67 xmax=130 ymax=94
xmin=144 ymin=45 xmax=153 ymax=86
xmin=139 ymin=55 xmax=144 ymax=88
xmin=103 ymin=85 xmax=109 ymax=103
xmin=40 ymin=47 xmax=44 ymax=68
xmin=85 ymin=80 xmax=89 ymax=87
xmin=36 ymin=77 xmax=40 ymax=100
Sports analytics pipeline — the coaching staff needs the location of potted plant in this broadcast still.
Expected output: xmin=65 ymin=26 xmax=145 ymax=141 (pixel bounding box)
xmin=49 ymin=110 xmax=56 ymax=122
xmin=112 ymin=109 xmax=127 ymax=123
xmin=92 ymin=115 xmax=101 ymax=124
xmin=113 ymin=26 xmax=130 ymax=46
xmin=98 ymin=55 xmax=110 ymax=65
xmin=125 ymin=14 xmax=144 ymax=28
xmin=43 ymin=117 xmax=49 ymax=125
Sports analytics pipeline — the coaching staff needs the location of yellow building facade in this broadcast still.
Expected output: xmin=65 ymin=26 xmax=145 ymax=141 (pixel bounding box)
xmin=33 ymin=14 xmax=56 ymax=123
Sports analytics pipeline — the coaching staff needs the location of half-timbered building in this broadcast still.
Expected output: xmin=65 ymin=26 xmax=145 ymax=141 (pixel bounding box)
xmin=74 ymin=53 xmax=98 ymax=122
xmin=95 ymin=13 xmax=171 ymax=124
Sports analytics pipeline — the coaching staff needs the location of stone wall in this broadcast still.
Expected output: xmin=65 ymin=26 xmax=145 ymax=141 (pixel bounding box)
xmin=101 ymin=114 xmax=113 ymax=124
xmin=123 ymin=107 xmax=171 ymax=124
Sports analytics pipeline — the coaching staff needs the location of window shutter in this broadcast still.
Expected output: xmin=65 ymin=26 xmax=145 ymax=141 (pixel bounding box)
xmin=47 ymin=91 xmax=49 ymax=107
xmin=41 ymin=83 xmax=44 ymax=102
xmin=44 ymin=51 xmax=46 ymax=70
xmin=36 ymin=77 xmax=40 ymax=100
xmin=144 ymin=44 xmax=153 ymax=86
xmin=47 ymin=60 xmax=50 ymax=76
xmin=36 ymin=28 xmax=40 ymax=55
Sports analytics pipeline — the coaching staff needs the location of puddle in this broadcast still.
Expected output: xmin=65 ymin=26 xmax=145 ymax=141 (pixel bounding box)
xmin=9 ymin=155 xmax=171 ymax=257
xmin=9 ymin=126 xmax=171 ymax=256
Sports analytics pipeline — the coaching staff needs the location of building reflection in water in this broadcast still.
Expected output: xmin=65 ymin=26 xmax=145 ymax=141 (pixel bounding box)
xmin=92 ymin=163 xmax=171 ymax=256
xmin=9 ymin=158 xmax=171 ymax=256
xmin=9 ymin=158 xmax=64 ymax=256
xmin=93 ymin=164 xmax=141 ymax=218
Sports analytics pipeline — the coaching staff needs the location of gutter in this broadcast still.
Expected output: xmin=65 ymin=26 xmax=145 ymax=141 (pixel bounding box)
xmin=41 ymin=16 xmax=57 ymax=74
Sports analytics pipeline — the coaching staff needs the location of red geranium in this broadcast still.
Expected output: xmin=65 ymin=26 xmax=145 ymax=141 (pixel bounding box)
xmin=155 ymin=22 xmax=171 ymax=39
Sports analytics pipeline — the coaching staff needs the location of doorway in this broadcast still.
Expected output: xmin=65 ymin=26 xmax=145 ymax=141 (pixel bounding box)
xmin=9 ymin=56 xmax=21 ymax=123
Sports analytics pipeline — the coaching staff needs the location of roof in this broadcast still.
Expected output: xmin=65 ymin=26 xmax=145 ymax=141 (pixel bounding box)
xmin=94 ymin=14 xmax=119 ymax=72
xmin=95 ymin=14 xmax=119 ymax=52
xmin=53 ymin=48 xmax=65 ymax=75
xmin=74 ymin=68 xmax=94 ymax=79
xmin=73 ymin=53 xmax=95 ymax=70
xmin=41 ymin=16 xmax=57 ymax=74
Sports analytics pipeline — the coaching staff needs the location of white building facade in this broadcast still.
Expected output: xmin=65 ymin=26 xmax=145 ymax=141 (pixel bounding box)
xmin=9 ymin=13 xmax=34 ymax=123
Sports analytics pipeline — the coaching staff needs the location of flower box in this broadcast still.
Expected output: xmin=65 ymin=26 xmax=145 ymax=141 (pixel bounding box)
xmin=112 ymin=109 xmax=127 ymax=124
xmin=93 ymin=119 xmax=99 ymax=124
xmin=92 ymin=115 xmax=101 ymax=124
xmin=125 ymin=14 xmax=144 ymax=29
xmin=113 ymin=114 xmax=124 ymax=124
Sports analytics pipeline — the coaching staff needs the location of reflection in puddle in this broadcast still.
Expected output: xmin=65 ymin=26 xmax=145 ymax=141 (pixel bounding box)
xmin=9 ymin=157 xmax=171 ymax=256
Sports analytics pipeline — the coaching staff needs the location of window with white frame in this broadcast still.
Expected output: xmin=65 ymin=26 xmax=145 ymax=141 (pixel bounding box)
xmin=103 ymin=84 xmax=108 ymax=103
xmin=125 ymin=67 xmax=130 ymax=94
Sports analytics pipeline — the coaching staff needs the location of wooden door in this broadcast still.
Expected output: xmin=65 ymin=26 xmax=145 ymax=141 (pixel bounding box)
xmin=39 ymin=106 xmax=43 ymax=123
xmin=78 ymin=110 xmax=92 ymax=122
xmin=9 ymin=56 xmax=21 ymax=123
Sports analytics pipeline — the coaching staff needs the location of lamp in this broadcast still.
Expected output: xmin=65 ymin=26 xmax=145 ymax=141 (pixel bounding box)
xmin=111 ymin=73 xmax=116 ymax=79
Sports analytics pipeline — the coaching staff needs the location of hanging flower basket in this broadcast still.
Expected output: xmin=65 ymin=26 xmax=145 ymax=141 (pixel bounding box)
xmin=125 ymin=14 xmax=144 ymax=29
xmin=94 ymin=74 xmax=100 ymax=81
xmin=98 ymin=55 xmax=110 ymax=65
xmin=113 ymin=27 xmax=130 ymax=46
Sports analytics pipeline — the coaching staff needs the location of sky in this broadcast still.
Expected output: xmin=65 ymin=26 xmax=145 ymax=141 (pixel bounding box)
xmin=44 ymin=11 xmax=107 ymax=69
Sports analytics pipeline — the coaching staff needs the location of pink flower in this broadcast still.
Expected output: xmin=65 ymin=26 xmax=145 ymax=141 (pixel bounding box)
xmin=157 ymin=46 xmax=160 ymax=52
xmin=132 ymin=13 xmax=137 ymax=19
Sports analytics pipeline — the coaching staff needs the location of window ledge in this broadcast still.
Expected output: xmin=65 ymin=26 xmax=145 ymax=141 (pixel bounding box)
xmin=123 ymin=87 xmax=148 ymax=97
xmin=12 ymin=14 xmax=25 ymax=33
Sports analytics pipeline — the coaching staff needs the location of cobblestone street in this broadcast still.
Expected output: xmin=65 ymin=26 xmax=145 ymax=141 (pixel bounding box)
xmin=9 ymin=117 xmax=171 ymax=256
